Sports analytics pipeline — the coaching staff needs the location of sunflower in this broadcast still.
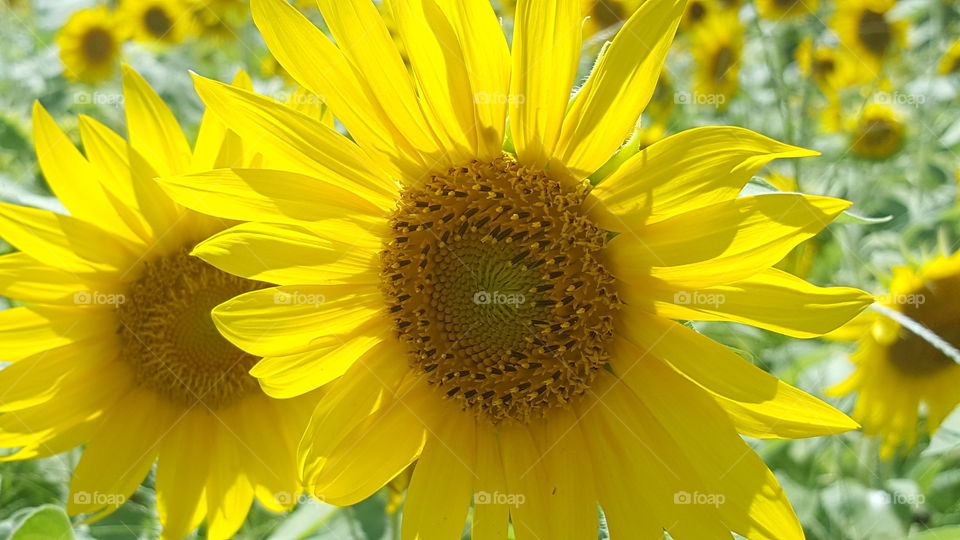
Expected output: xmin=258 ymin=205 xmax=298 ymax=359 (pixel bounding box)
xmin=693 ymin=10 xmax=743 ymax=108
xmin=849 ymin=103 xmax=904 ymax=159
xmin=158 ymin=0 xmax=871 ymax=537
xmin=56 ymin=7 xmax=124 ymax=84
xmin=582 ymin=0 xmax=644 ymax=37
xmin=189 ymin=0 xmax=245 ymax=41
xmin=681 ymin=0 xmax=713 ymax=30
xmin=829 ymin=254 xmax=960 ymax=459
xmin=938 ymin=39 xmax=960 ymax=75
xmin=832 ymin=0 xmax=906 ymax=73
xmin=0 ymin=68 xmax=321 ymax=539
xmin=755 ymin=0 xmax=817 ymax=21
xmin=795 ymin=38 xmax=866 ymax=95
xmin=122 ymin=0 xmax=192 ymax=44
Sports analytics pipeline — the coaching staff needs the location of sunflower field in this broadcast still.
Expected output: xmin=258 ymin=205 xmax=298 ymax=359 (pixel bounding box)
xmin=0 ymin=0 xmax=959 ymax=538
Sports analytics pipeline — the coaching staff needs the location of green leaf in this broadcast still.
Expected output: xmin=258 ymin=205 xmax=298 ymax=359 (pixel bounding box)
xmin=911 ymin=525 xmax=960 ymax=540
xmin=10 ymin=506 xmax=75 ymax=540
xmin=923 ymin=407 xmax=960 ymax=457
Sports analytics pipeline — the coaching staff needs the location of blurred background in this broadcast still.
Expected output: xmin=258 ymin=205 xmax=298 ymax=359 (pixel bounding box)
xmin=0 ymin=0 xmax=958 ymax=538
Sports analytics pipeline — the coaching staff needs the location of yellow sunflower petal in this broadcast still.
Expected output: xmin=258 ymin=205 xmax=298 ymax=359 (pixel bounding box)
xmin=192 ymin=221 xmax=381 ymax=286
xmin=647 ymin=268 xmax=873 ymax=338
xmin=32 ymin=102 xmax=139 ymax=241
xmin=0 ymin=339 xmax=116 ymax=412
xmin=608 ymin=194 xmax=851 ymax=288
xmin=159 ymin=167 xmax=387 ymax=227
xmin=394 ymin=0 xmax=477 ymax=163
xmin=121 ymin=66 xmax=192 ymax=177
xmin=471 ymin=425 xmax=510 ymax=540
xmin=0 ymin=252 xmax=117 ymax=304
xmin=304 ymin=382 xmax=432 ymax=506
xmin=68 ymin=388 xmax=177 ymax=520
xmin=205 ymin=417 xmax=255 ymax=540
xmin=435 ymin=0 xmax=510 ymax=157
xmin=631 ymin=356 xmax=805 ymax=540
xmin=0 ymin=201 xmax=139 ymax=275
xmin=250 ymin=0 xmax=425 ymax=177
xmin=401 ymin=414 xmax=476 ymax=540
xmin=189 ymin=74 xmax=398 ymax=208
xmin=211 ymin=284 xmax=384 ymax=357
xmin=0 ymin=306 xmax=115 ymax=362
xmin=589 ymin=126 xmax=819 ymax=230
xmin=509 ymin=0 xmax=581 ymax=169
xmin=555 ymin=0 xmax=684 ymax=178
xmin=156 ymin=410 xmax=210 ymax=540
xmin=317 ymin=0 xmax=443 ymax=164
xmin=618 ymin=309 xmax=860 ymax=438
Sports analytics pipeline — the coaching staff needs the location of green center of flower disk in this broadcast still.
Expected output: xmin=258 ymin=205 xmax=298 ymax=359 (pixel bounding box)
xmin=81 ymin=27 xmax=114 ymax=63
xmin=380 ymin=155 xmax=620 ymax=424
xmin=117 ymin=249 xmax=266 ymax=408
xmin=857 ymin=9 xmax=891 ymax=56
xmin=144 ymin=6 xmax=174 ymax=38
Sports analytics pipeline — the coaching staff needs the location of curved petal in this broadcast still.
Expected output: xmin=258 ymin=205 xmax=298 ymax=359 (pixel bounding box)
xmin=644 ymin=268 xmax=873 ymax=338
xmin=156 ymin=410 xmax=210 ymax=540
xmin=193 ymin=221 xmax=381 ymax=286
xmin=190 ymin=74 xmax=398 ymax=208
xmin=555 ymin=0 xmax=684 ymax=178
xmin=205 ymin=415 xmax=255 ymax=540
xmin=0 ymin=202 xmax=139 ymax=276
xmin=159 ymin=167 xmax=387 ymax=227
xmin=250 ymin=0 xmax=427 ymax=177
xmin=617 ymin=308 xmax=860 ymax=438
xmin=627 ymin=354 xmax=805 ymax=540
xmin=122 ymin=66 xmax=192 ymax=177
xmin=589 ymin=126 xmax=819 ymax=230
xmin=212 ymin=284 xmax=384 ymax=357
xmin=607 ymin=194 xmax=851 ymax=288
xmin=471 ymin=424 xmax=510 ymax=539
xmin=435 ymin=0 xmax=510 ymax=157
xmin=509 ymin=0 xmax=581 ymax=169
xmin=0 ymin=252 xmax=119 ymax=305
xmin=0 ymin=305 xmax=116 ymax=362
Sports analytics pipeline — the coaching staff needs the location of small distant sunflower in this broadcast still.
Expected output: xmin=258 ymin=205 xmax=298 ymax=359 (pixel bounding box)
xmin=832 ymin=0 xmax=906 ymax=73
xmin=849 ymin=103 xmax=904 ymax=159
xmin=56 ymin=7 xmax=124 ymax=83
xmin=938 ymin=39 xmax=960 ymax=75
xmin=189 ymin=0 xmax=245 ymax=41
xmin=122 ymin=0 xmax=192 ymax=44
xmin=158 ymin=0 xmax=870 ymax=538
xmin=582 ymin=0 xmax=644 ymax=37
xmin=795 ymin=38 xmax=865 ymax=95
xmin=693 ymin=10 xmax=743 ymax=108
xmin=755 ymin=0 xmax=818 ymax=21
xmin=829 ymin=253 xmax=960 ymax=459
xmin=0 ymin=68 xmax=319 ymax=539
xmin=645 ymin=71 xmax=676 ymax=125
xmin=681 ymin=0 xmax=713 ymax=30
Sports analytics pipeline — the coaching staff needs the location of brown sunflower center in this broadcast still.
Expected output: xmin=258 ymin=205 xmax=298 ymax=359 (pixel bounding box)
xmin=117 ymin=248 xmax=267 ymax=408
xmin=144 ymin=6 xmax=174 ymax=38
xmin=591 ymin=0 xmax=625 ymax=29
xmin=774 ymin=0 xmax=801 ymax=9
xmin=81 ymin=27 xmax=114 ymax=63
xmin=861 ymin=118 xmax=894 ymax=147
xmin=888 ymin=277 xmax=960 ymax=376
xmin=951 ymin=56 xmax=960 ymax=74
xmin=857 ymin=9 xmax=891 ymax=56
xmin=380 ymin=156 xmax=619 ymax=424
xmin=813 ymin=57 xmax=836 ymax=77
xmin=713 ymin=46 xmax=736 ymax=81
xmin=688 ymin=1 xmax=707 ymax=23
